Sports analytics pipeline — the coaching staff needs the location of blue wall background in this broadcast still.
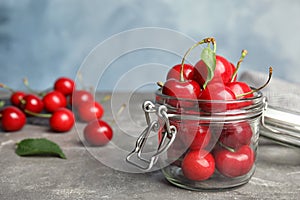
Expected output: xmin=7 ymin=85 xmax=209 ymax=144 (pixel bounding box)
xmin=0 ymin=0 xmax=299 ymax=91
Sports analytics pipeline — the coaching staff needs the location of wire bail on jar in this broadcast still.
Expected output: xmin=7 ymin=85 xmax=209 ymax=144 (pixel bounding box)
xmin=126 ymin=101 xmax=177 ymax=171
xmin=260 ymin=97 xmax=300 ymax=148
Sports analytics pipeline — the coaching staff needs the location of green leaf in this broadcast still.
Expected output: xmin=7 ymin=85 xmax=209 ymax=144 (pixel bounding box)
xmin=201 ymin=47 xmax=216 ymax=89
xmin=15 ymin=138 xmax=66 ymax=159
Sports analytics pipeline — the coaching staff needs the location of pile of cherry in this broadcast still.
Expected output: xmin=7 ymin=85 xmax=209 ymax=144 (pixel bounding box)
xmin=160 ymin=37 xmax=272 ymax=181
xmin=0 ymin=77 xmax=112 ymax=146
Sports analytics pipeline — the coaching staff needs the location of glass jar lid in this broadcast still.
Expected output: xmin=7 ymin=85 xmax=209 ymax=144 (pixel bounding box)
xmin=261 ymin=105 xmax=300 ymax=148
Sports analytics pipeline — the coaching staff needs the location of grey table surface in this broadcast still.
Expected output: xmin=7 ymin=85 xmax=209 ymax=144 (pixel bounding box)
xmin=0 ymin=92 xmax=300 ymax=200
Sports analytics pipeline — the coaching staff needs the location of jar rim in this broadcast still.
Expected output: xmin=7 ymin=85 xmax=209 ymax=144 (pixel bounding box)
xmin=155 ymin=88 xmax=265 ymax=121
xmin=155 ymin=88 xmax=263 ymax=104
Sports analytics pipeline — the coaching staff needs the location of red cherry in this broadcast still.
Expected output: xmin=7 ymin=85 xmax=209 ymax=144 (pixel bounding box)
xmin=198 ymin=83 xmax=236 ymax=112
xmin=162 ymin=79 xmax=201 ymax=108
xmin=54 ymin=77 xmax=75 ymax=96
xmin=193 ymin=55 xmax=233 ymax=87
xmin=214 ymin=145 xmax=254 ymax=178
xmin=228 ymin=67 xmax=273 ymax=104
xmin=0 ymin=106 xmax=26 ymax=131
xmin=181 ymin=149 xmax=215 ymax=181
xmin=49 ymin=108 xmax=75 ymax=132
xmin=83 ymin=119 xmax=113 ymax=146
xmin=76 ymin=101 xmax=104 ymax=122
xmin=226 ymin=82 xmax=254 ymax=108
xmin=180 ymin=122 xmax=211 ymax=150
xmin=226 ymin=82 xmax=253 ymax=99
xmin=166 ymin=64 xmax=194 ymax=80
xmin=21 ymin=94 xmax=44 ymax=113
xmin=10 ymin=91 xmax=26 ymax=107
xmin=70 ymin=90 xmax=94 ymax=108
xmin=219 ymin=122 xmax=253 ymax=149
xmin=42 ymin=91 xmax=67 ymax=113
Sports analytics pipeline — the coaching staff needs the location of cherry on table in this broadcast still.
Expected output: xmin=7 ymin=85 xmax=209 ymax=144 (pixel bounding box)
xmin=0 ymin=83 xmax=26 ymax=107
xmin=181 ymin=149 xmax=215 ymax=181
xmin=49 ymin=108 xmax=75 ymax=132
xmin=83 ymin=119 xmax=113 ymax=146
xmin=76 ymin=101 xmax=104 ymax=122
xmin=0 ymin=106 xmax=26 ymax=132
xmin=42 ymin=91 xmax=67 ymax=113
xmin=70 ymin=90 xmax=94 ymax=108
xmin=54 ymin=77 xmax=75 ymax=96
xmin=20 ymin=94 xmax=44 ymax=114
xmin=10 ymin=91 xmax=26 ymax=107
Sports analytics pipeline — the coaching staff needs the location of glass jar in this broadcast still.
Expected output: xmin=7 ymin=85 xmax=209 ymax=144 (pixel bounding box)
xmin=126 ymin=88 xmax=265 ymax=191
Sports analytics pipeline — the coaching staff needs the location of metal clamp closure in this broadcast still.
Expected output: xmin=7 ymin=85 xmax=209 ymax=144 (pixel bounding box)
xmin=126 ymin=101 xmax=177 ymax=171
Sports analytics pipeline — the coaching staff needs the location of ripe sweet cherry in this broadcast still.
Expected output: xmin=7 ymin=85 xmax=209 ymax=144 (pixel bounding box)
xmin=0 ymin=106 xmax=26 ymax=132
xmin=20 ymin=94 xmax=44 ymax=114
xmin=10 ymin=91 xmax=26 ymax=107
xmin=42 ymin=91 xmax=67 ymax=113
xmin=70 ymin=90 xmax=94 ymax=108
xmin=198 ymin=82 xmax=236 ymax=112
xmin=76 ymin=101 xmax=104 ymax=122
xmin=25 ymin=107 xmax=75 ymax=132
xmin=162 ymin=79 xmax=201 ymax=108
xmin=214 ymin=144 xmax=254 ymax=178
xmin=219 ymin=122 xmax=253 ymax=149
xmin=54 ymin=77 xmax=75 ymax=96
xmin=83 ymin=119 xmax=113 ymax=146
xmin=194 ymin=55 xmax=233 ymax=87
xmin=49 ymin=108 xmax=75 ymax=132
xmin=182 ymin=149 xmax=215 ymax=181
xmin=166 ymin=64 xmax=194 ymax=80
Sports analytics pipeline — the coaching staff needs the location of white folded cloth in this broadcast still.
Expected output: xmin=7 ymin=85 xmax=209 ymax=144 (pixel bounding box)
xmin=240 ymin=70 xmax=300 ymax=112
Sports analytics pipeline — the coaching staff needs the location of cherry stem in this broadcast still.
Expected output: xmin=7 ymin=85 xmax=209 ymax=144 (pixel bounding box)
xmin=24 ymin=109 xmax=51 ymax=118
xmin=218 ymin=141 xmax=235 ymax=152
xmin=116 ymin=103 xmax=126 ymax=116
xmin=180 ymin=37 xmax=216 ymax=82
xmin=0 ymin=83 xmax=15 ymax=93
xmin=156 ymin=81 xmax=164 ymax=88
xmin=100 ymin=95 xmax=111 ymax=103
xmin=110 ymin=104 xmax=126 ymax=126
xmin=236 ymin=67 xmax=273 ymax=99
xmin=23 ymin=78 xmax=36 ymax=93
xmin=77 ymin=71 xmax=88 ymax=90
xmin=231 ymin=49 xmax=248 ymax=82
xmin=23 ymin=78 xmax=50 ymax=97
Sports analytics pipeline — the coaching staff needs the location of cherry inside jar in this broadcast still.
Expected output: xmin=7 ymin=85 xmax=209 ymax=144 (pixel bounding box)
xmin=155 ymin=88 xmax=265 ymax=191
